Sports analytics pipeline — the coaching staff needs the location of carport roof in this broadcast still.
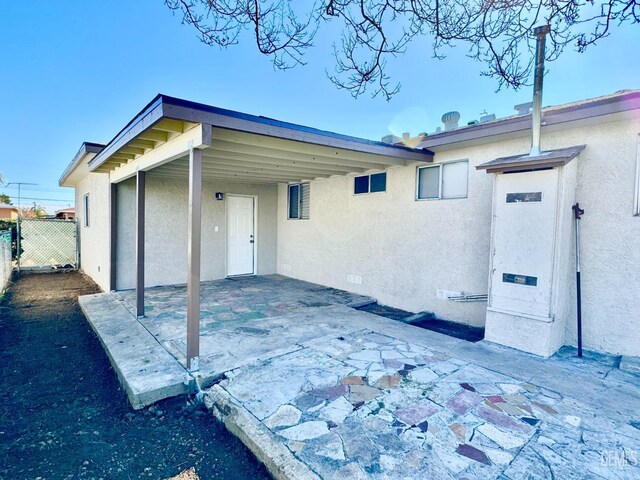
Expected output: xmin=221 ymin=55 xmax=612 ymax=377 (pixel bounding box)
xmin=85 ymin=94 xmax=434 ymax=183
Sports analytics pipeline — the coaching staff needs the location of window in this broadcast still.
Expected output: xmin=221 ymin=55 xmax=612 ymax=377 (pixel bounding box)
xmin=417 ymin=160 xmax=468 ymax=200
xmin=83 ymin=194 xmax=90 ymax=227
xmin=634 ymin=134 xmax=640 ymax=216
xmin=288 ymin=183 xmax=310 ymax=219
xmin=354 ymin=172 xmax=386 ymax=195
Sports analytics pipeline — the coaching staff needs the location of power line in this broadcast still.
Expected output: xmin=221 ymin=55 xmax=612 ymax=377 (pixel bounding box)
xmin=7 ymin=196 xmax=74 ymax=202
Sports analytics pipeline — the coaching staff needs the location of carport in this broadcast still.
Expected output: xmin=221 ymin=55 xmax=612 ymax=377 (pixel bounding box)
xmin=88 ymin=94 xmax=434 ymax=370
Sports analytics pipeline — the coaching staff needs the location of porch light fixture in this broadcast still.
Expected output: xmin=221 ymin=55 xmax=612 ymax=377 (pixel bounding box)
xmin=215 ymin=192 xmax=224 ymax=200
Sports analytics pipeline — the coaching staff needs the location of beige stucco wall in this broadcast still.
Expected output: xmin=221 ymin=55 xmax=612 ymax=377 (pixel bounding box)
xmin=115 ymin=175 xmax=277 ymax=290
xmin=76 ymin=172 xmax=111 ymax=291
xmin=277 ymin=115 xmax=640 ymax=356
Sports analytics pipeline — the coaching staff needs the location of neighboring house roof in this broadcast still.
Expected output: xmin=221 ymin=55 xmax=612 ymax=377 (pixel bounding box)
xmin=0 ymin=203 xmax=18 ymax=211
xmin=55 ymin=208 xmax=75 ymax=214
xmin=417 ymin=89 xmax=640 ymax=151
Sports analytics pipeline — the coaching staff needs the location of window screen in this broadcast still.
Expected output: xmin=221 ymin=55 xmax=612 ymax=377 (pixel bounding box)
xmin=354 ymin=175 xmax=369 ymax=194
xmin=441 ymin=161 xmax=468 ymax=198
xmin=299 ymin=183 xmax=310 ymax=219
xmin=370 ymin=173 xmax=387 ymax=193
xmin=417 ymin=166 xmax=440 ymax=199
xmin=288 ymin=183 xmax=310 ymax=219
xmin=417 ymin=161 xmax=468 ymax=200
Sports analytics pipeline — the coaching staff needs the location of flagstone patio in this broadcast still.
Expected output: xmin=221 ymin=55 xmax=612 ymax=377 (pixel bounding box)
xmin=209 ymin=327 xmax=640 ymax=480
xmin=79 ymin=274 xmax=640 ymax=478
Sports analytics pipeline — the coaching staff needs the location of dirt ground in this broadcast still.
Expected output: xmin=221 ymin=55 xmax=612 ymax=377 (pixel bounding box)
xmin=0 ymin=271 xmax=271 ymax=480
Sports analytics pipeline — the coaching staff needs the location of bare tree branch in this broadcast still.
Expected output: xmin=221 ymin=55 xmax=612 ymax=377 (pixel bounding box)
xmin=165 ymin=0 xmax=640 ymax=99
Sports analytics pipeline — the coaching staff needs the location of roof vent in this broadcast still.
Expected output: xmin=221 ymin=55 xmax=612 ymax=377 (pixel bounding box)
xmin=402 ymin=132 xmax=411 ymax=141
xmin=514 ymin=102 xmax=533 ymax=115
xmin=381 ymin=134 xmax=402 ymax=144
xmin=441 ymin=111 xmax=460 ymax=131
xmin=480 ymin=113 xmax=496 ymax=123
xmin=467 ymin=120 xmax=479 ymax=126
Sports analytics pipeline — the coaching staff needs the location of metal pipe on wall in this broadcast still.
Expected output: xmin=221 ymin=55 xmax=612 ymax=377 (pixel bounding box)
xmin=530 ymin=25 xmax=550 ymax=157
xmin=572 ymin=203 xmax=585 ymax=357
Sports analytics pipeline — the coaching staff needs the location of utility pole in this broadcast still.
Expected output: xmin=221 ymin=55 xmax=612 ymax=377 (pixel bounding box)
xmin=5 ymin=182 xmax=37 ymax=272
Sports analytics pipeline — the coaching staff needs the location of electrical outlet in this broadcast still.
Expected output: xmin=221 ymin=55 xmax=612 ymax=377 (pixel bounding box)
xmin=281 ymin=263 xmax=292 ymax=271
xmin=347 ymin=275 xmax=362 ymax=285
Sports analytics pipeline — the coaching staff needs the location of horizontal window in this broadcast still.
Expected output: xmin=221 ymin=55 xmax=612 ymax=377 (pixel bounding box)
xmin=288 ymin=183 xmax=310 ymax=219
xmin=417 ymin=161 xmax=468 ymax=200
xmin=354 ymin=172 xmax=386 ymax=195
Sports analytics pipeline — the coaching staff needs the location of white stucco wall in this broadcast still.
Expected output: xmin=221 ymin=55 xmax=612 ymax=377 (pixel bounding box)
xmin=76 ymin=172 xmax=111 ymax=291
xmin=115 ymin=175 xmax=277 ymax=290
xmin=277 ymin=115 xmax=640 ymax=356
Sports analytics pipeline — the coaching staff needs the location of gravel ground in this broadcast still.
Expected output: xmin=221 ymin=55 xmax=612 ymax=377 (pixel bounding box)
xmin=0 ymin=271 xmax=271 ymax=480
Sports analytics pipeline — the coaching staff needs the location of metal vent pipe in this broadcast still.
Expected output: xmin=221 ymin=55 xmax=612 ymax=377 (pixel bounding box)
xmin=530 ymin=25 xmax=550 ymax=156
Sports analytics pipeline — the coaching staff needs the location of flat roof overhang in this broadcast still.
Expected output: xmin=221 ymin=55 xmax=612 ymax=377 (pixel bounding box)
xmin=476 ymin=145 xmax=585 ymax=174
xmin=89 ymin=95 xmax=434 ymax=183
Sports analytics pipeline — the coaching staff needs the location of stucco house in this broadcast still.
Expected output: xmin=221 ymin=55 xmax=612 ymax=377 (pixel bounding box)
xmin=0 ymin=203 xmax=19 ymax=220
xmin=54 ymin=207 xmax=76 ymax=220
xmin=60 ymin=89 xmax=640 ymax=365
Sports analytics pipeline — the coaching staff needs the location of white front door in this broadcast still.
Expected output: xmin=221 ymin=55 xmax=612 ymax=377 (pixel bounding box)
xmin=227 ymin=195 xmax=255 ymax=276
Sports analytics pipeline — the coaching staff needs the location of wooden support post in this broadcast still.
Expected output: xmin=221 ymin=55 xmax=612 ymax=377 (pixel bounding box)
xmin=136 ymin=170 xmax=145 ymax=318
xmin=109 ymin=183 xmax=117 ymax=291
xmin=186 ymin=147 xmax=203 ymax=371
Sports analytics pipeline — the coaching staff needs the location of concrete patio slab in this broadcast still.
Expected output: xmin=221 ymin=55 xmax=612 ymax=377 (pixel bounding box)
xmin=78 ymin=275 xmax=374 ymax=408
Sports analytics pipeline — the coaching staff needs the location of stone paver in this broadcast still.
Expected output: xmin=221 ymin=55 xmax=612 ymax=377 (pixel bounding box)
xmin=80 ymin=274 xmax=640 ymax=478
xmin=214 ymin=328 xmax=640 ymax=479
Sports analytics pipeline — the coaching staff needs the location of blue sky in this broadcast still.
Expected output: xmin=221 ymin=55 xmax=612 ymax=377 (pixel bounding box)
xmin=0 ymin=1 xmax=638 ymax=212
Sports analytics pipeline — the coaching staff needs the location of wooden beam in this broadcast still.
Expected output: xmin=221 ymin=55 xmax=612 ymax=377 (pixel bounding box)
xmin=135 ymin=170 xmax=145 ymax=318
xmin=211 ymin=128 xmax=415 ymax=166
xmin=155 ymin=164 xmax=318 ymax=182
xmin=110 ymin=183 xmax=117 ymax=291
xmin=186 ymin=147 xmax=202 ymax=371
xmin=119 ymin=146 xmax=146 ymax=156
xmin=208 ymin=138 xmax=390 ymax=170
xmin=127 ymin=139 xmax=156 ymax=150
xmin=153 ymin=170 xmax=302 ymax=184
xmin=110 ymin=124 xmax=212 ymax=183
xmin=137 ymin=129 xmax=168 ymax=143
xmin=156 ymin=162 xmax=332 ymax=179
xmin=201 ymin=152 xmax=365 ymax=175
xmin=153 ymin=119 xmax=185 ymax=134
xmin=113 ymin=152 xmax=136 ymax=160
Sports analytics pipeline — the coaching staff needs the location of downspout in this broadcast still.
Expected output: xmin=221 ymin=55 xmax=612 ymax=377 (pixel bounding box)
xmin=530 ymin=25 xmax=550 ymax=156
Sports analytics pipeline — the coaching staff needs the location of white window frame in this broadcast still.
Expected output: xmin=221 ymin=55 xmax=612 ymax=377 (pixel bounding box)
xmin=416 ymin=159 xmax=469 ymax=201
xmin=287 ymin=182 xmax=310 ymax=220
xmin=83 ymin=193 xmax=90 ymax=227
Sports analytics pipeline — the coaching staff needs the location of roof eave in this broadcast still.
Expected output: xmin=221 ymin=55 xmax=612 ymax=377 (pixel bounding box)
xmin=59 ymin=142 xmax=105 ymax=187
xmin=87 ymin=95 xmax=434 ymax=172
xmin=419 ymin=90 xmax=640 ymax=150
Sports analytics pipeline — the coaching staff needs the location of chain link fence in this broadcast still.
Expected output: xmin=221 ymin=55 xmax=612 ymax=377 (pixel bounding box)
xmin=19 ymin=218 xmax=77 ymax=270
